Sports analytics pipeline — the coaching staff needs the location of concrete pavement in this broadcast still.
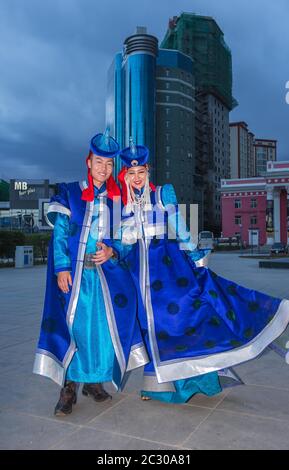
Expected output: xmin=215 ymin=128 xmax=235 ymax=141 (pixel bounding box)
xmin=1 ymin=252 xmax=289 ymax=450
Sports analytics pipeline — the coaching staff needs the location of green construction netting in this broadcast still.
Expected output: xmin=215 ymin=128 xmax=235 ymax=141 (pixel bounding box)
xmin=161 ymin=13 xmax=237 ymax=110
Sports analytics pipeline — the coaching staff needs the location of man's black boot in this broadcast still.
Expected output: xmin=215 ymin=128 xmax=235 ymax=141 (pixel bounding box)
xmin=82 ymin=383 xmax=112 ymax=402
xmin=54 ymin=381 xmax=77 ymax=416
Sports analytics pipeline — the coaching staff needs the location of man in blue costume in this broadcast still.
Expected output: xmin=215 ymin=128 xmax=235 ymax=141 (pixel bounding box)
xmin=33 ymin=129 xmax=148 ymax=416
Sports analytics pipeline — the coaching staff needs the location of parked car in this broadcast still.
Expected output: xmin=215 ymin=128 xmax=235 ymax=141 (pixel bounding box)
xmin=215 ymin=236 xmax=239 ymax=247
xmin=270 ymin=242 xmax=288 ymax=255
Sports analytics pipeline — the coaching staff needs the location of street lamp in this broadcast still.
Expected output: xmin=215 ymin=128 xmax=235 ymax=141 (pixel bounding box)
xmin=17 ymin=211 xmax=22 ymax=231
xmin=239 ymin=223 xmax=243 ymax=254
xmin=250 ymin=227 xmax=253 ymax=255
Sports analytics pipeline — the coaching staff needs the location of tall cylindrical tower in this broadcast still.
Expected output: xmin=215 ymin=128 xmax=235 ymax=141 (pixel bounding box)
xmin=122 ymin=27 xmax=158 ymax=179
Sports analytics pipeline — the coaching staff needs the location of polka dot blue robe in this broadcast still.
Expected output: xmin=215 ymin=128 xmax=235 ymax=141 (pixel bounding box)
xmin=120 ymin=184 xmax=289 ymax=403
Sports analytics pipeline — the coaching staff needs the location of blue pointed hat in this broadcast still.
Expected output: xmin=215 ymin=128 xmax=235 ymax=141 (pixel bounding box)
xmin=119 ymin=137 xmax=149 ymax=167
xmin=82 ymin=127 xmax=120 ymax=202
xmin=90 ymin=127 xmax=119 ymax=158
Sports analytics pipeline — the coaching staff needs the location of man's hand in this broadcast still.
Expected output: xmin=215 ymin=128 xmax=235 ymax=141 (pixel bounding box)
xmin=57 ymin=271 xmax=72 ymax=293
xmin=92 ymin=242 xmax=113 ymax=265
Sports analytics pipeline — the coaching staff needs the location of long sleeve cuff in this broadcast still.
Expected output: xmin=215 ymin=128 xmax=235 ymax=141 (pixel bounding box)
xmin=53 ymin=212 xmax=72 ymax=272
xmin=54 ymin=265 xmax=72 ymax=274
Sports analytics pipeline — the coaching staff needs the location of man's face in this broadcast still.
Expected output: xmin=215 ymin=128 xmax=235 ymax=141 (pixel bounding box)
xmin=88 ymin=154 xmax=114 ymax=185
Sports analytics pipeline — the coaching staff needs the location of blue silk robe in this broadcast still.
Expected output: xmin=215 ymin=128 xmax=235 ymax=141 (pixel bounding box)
xmin=33 ymin=180 xmax=148 ymax=388
xmin=120 ymin=184 xmax=289 ymax=402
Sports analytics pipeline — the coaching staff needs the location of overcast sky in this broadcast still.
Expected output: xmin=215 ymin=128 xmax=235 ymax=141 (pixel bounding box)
xmin=1 ymin=0 xmax=288 ymax=182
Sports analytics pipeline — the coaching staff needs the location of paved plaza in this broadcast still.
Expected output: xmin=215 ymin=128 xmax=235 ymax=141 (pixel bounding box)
xmin=1 ymin=252 xmax=289 ymax=450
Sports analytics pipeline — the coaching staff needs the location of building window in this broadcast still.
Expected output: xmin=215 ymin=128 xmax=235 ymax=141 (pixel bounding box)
xmin=165 ymin=121 xmax=170 ymax=128
xmin=165 ymin=108 xmax=170 ymax=115
xmin=235 ymin=216 xmax=242 ymax=225
xmin=166 ymin=146 xmax=170 ymax=154
xmin=251 ymin=198 xmax=257 ymax=208
xmin=165 ymin=69 xmax=170 ymax=77
xmin=166 ymin=172 xmax=170 ymax=179
xmin=166 ymin=159 xmax=170 ymax=167
xmin=165 ymin=133 xmax=170 ymax=142
xmin=165 ymin=82 xmax=170 ymax=89
xmin=166 ymin=95 xmax=170 ymax=102
xmin=234 ymin=199 xmax=241 ymax=209
xmin=250 ymin=216 xmax=257 ymax=225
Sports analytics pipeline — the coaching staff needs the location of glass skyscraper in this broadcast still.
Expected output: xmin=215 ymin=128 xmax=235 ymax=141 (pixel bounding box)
xmin=106 ymin=27 xmax=158 ymax=179
xmin=106 ymin=25 xmax=207 ymax=227
xmin=155 ymin=49 xmax=204 ymax=228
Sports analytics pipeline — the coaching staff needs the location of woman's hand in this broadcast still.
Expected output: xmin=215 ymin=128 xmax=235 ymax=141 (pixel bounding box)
xmin=92 ymin=242 xmax=113 ymax=265
xmin=57 ymin=271 xmax=72 ymax=293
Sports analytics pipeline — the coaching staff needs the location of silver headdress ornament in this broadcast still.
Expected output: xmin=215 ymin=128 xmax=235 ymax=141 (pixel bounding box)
xmin=124 ymin=136 xmax=152 ymax=215
xmin=129 ymin=136 xmax=137 ymax=156
xmin=103 ymin=126 xmax=110 ymax=147
xmin=129 ymin=137 xmax=139 ymax=166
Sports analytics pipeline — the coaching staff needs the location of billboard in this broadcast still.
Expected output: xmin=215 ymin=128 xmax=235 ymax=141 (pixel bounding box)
xmin=10 ymin=179 xmax=50 ymax=209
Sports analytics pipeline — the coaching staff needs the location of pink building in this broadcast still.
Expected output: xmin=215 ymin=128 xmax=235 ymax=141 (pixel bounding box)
xmin=221 ymin=161 xmax=289 ymax=246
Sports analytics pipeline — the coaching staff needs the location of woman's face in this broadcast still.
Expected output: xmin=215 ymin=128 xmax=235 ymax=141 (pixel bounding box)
xmin=126 ymin=165 xmax=148 ymax=190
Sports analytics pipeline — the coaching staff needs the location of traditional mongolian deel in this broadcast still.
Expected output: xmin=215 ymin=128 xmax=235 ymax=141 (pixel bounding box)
xmin=117 ymin=141 xmax=289 ymax=403
xmin=33 ymin=132 xmax=148 ymax=390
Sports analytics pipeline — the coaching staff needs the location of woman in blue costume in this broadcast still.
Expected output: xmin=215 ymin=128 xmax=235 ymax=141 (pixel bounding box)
xmin=33 ymin=130 xmax=148 ymax=416
xmin=116 ymin=140 xmax=289 ymax=404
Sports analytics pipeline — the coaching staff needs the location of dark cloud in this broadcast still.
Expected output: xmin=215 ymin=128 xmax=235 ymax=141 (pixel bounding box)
xmin=0 ymin=0 xmax=288 ymax=182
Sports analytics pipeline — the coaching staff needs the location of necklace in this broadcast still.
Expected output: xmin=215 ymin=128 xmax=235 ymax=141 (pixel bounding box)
xmin=133 ymin=191 xmax=147 ymax=207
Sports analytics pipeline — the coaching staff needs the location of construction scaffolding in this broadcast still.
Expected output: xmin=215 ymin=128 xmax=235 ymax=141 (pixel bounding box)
xmin=161 ymin=12 xmax=237 ymax=110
